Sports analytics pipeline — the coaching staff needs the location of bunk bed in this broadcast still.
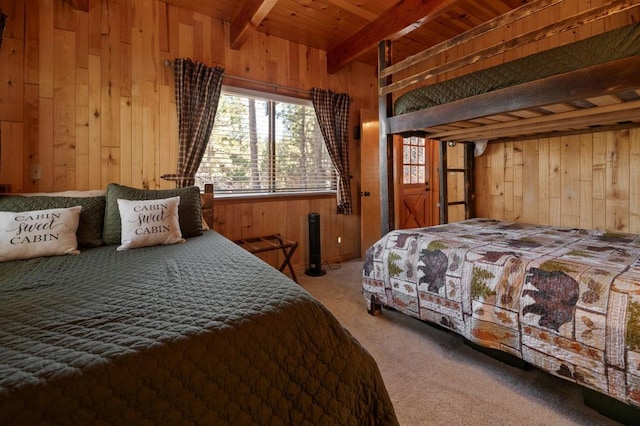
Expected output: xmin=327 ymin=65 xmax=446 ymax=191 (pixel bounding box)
xmin=369 ymin=0 xmax=640 ymax=422
xmin=380 ymin=1 xmax=640 ymax=144
xmin=378 ymin=0 xmax=640 ymax=225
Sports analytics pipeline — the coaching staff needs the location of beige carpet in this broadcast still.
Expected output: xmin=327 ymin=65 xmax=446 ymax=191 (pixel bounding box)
xmin=297 ymin=260 xmax=621 ymax=426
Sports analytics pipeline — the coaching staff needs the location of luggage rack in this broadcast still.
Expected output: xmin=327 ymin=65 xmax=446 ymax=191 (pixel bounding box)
xmin=233 ymin=234 xmax=299 ymax=283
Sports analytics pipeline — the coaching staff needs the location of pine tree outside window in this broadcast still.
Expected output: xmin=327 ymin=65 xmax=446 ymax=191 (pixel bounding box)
xmin=196 ymin=88 xmax=337 ymax=196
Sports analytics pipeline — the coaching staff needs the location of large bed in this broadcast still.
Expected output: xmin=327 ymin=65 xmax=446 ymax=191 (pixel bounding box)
xmin=0 ymin=186 xmax=398 ymax=424
xmin=362 ymin=218 xmax=640 ymax=418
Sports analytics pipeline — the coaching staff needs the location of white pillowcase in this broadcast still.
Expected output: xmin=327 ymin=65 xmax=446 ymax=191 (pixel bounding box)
xmin=0 ymin=206 xmax=82 ymax=262
xmin=117 ymin=196 xmax=185 ymax=251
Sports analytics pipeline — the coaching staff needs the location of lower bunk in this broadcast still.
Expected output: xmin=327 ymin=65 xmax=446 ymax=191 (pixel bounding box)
xmin=362 ymin=218 xmax=640 ymax=424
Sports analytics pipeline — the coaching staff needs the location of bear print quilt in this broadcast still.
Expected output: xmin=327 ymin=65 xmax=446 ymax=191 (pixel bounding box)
xmin=363 ymin=218 xmax=640 ymax=408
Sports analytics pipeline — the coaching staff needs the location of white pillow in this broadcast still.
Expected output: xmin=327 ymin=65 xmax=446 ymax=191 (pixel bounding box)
xmin=0 ymin=206 xmax=82 ymax=262
xmin=117 ymin=196 xmax=185 ymax=251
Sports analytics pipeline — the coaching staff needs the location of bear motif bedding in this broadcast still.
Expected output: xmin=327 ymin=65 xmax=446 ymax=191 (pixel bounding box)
xmin=363 ymin=218 xmax=640 ymax=408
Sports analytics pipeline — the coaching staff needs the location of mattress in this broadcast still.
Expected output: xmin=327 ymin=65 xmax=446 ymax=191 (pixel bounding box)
xmin=363 ymin=219 xmax=640 ymax=409
xmin=0 ymin=231 xmax=397 ymax=424
xmin=394 ymin=23 xmax=640 ymax=115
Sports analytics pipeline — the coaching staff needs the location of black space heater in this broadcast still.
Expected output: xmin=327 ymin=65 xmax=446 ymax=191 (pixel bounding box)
xmin=305 ymin=212 xmax=326 ymax=276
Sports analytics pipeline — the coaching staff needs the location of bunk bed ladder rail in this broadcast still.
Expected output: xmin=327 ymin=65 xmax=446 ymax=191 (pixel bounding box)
xmin=438 ymin=141 xmax=475 ymax=224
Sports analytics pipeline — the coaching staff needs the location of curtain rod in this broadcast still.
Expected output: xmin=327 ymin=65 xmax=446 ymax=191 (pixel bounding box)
xmin=164 ymin=59 xmax=311 ymax=96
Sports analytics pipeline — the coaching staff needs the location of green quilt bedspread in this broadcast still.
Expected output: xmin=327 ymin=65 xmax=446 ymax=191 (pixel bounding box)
xmin=394 ymin=23 xmax=640 ymax=115
xmin=0 ymin=231 xmax=397 ymax=425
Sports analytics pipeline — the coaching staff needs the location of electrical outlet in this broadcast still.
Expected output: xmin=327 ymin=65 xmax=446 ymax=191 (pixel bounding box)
xmin=30 ymin=164 xmax=41 ymax=180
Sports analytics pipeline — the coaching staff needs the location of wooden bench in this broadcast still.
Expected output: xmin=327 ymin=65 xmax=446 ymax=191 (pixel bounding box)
xmin=233 ymin=234 xmax=299 ymax=283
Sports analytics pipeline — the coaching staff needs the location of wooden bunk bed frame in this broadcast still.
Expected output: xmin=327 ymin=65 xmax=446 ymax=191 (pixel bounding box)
xmin=377 ymin=0 xmax=640 ymax=233
xmin=373 ymin=1 xmax=640 ymax=421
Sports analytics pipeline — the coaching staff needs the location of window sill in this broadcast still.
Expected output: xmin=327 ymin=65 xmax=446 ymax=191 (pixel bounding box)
xmin=212 ymin=191 xmax=336 ymax=204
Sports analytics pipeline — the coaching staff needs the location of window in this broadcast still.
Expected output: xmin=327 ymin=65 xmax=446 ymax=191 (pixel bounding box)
xmin=196 ymin=88 xmax=337 ymax=196
xmin=402 ymin=136 xmax=426 ymax=184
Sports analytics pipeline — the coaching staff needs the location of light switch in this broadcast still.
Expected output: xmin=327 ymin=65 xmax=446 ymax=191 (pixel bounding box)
xmin=30 ymin=164 xmax=41 ymax=180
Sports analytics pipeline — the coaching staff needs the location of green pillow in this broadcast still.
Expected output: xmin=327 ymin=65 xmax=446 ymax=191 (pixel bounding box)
xmin=102 ymin=183 xmax=202 ymax=245
xmin=0 ymin=195 xmax=106 ymax=247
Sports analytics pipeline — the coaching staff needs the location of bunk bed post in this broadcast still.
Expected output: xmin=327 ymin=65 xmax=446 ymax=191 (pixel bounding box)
xmin=464 ymin=143 xmax=475 ymax=219
xmin=379 ymin=39 xmax=395 ymax=235
xmin=439 ymin=140 xmax=448 ymax=224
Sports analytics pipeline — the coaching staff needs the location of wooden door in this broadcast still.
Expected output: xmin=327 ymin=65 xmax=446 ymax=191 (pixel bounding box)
xmin=397 ymin=136 xmax=435 ymax=229
xmin=360 ymin=109 xmax=381 ymax=257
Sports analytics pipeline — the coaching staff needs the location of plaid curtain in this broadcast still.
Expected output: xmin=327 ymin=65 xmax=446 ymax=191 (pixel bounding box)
xmin=311 ymin=88 xmax=352 ymax=215
xmin=171 ymin=59 xmax=224 ymax=187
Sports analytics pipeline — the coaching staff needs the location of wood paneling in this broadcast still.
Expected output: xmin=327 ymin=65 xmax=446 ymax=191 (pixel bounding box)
xmin=0 ymin=37 xmax=24 ymax=123
xmin=212 ymin=194 xmax=355 ymax=268
xmin=166 ymin=0 xmax=527 ymax=69
xmin=1 ymin=0 xmax=377 ymax=270
xmin=4 ymin=0 xmax=640 ymax=270
xmin=476 ymin=128 xmax=640 ymax=234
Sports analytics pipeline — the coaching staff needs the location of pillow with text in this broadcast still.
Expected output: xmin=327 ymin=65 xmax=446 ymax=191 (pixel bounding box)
xmin=117 ymin=196 xmax=185 ymax=251
xmin=0 ymin=206 xmax=82 ymax=262
xmin=103 ymin=183 xmax=202 ymax=245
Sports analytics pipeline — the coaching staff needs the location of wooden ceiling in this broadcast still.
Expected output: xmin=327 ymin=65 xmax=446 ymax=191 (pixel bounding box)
xmin=163 ymin=0 xmax=527 ymax=73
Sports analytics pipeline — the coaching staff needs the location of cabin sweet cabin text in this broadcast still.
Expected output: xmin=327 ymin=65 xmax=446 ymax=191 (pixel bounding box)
xmin=130 ymin=202 xmax=171 ymax=235
xmin=7 ymin=212 xmax=64 ymax=244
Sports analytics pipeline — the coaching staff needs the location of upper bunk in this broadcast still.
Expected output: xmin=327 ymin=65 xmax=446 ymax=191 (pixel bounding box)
xmin=380 ymin=0 xmax=640 ymax=143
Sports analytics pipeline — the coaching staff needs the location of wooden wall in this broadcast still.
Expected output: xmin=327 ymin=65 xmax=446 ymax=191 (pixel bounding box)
xmin=476 ymin=128 xmax=640 ymax=234
xmin=0 ymin=0 xmax=378 ymax=270
xmin=3 ymin=0 xmax=640 ymax=270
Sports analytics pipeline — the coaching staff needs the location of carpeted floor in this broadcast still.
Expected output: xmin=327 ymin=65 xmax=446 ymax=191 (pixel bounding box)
xmin=297 ymin=260 xmax=622 ymax=426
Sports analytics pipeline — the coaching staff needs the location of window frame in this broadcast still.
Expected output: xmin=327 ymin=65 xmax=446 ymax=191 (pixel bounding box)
xmin=198 ymin=86 xmax=337 ymax=200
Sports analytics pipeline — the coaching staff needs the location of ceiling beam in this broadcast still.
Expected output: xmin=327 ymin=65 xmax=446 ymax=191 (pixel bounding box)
xmin=230 ymin=0 xmax=279 ymax=50
xmin=324 ymin=0 xmax=378 ymax=22
xmin=327 ymin=0 xmax=461 ymax=74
